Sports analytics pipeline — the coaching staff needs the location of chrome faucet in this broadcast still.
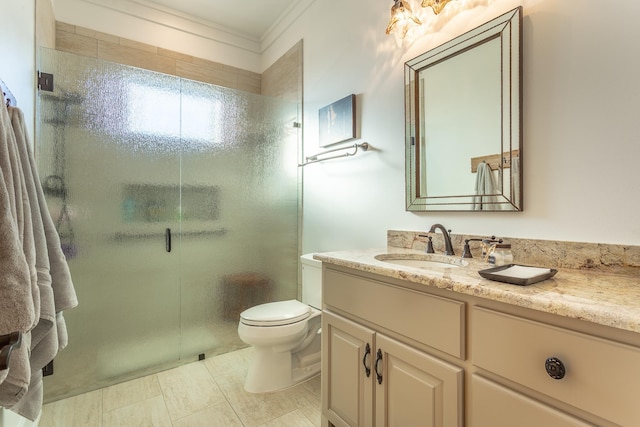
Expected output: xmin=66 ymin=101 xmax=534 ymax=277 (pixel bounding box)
xmin=428 ymin=224 xmax=455 ymax=256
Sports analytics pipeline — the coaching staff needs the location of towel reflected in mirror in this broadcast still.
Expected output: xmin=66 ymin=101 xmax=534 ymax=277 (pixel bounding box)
xmin=472 ymin=161 xmax=499 ymax=210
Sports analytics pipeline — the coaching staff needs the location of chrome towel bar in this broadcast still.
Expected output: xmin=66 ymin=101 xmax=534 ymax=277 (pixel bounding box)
xmin=299 ymin=142 xmax=369 ymax=166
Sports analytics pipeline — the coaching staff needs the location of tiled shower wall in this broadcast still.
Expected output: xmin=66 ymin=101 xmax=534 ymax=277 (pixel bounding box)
xmin=55 ymin=22 xmax=262 ymax=94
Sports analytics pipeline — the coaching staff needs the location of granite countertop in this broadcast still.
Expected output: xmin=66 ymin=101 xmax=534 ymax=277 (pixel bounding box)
xmin=314 ymin=248 xmax=640 ymax=334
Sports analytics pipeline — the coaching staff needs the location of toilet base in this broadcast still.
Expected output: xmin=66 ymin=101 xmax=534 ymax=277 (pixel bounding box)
xmin=243 ymin=333 xmax=321 ymax=394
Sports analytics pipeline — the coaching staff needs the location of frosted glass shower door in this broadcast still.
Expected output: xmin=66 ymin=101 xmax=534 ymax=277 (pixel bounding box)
xmin=37 ymin=49 xmax=183 ymax=398
xmin=178 ymin=80 xmax=300 ymax=358
xmin=36 ymin=48 xmax=301 ymax=400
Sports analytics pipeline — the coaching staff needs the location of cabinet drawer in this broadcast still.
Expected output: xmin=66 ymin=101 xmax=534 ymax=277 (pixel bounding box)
xmin=324 ymin=268 xmax=464 ymax=358
xmin=472 ymin=307 xmax=640 ymax=426
xmin=471 ymin=375 xmax=594 ymax=427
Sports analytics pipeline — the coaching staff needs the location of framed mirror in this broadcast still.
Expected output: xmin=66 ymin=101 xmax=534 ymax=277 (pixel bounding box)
xmin=405 ymin=7 xmax=522 ymax=211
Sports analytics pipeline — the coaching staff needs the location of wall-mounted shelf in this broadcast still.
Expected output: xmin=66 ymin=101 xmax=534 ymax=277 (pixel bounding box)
xmin=113 ymin=228 xmax=227 ymax=242
xmin=121 ymin=184 xmax=220 ymax=223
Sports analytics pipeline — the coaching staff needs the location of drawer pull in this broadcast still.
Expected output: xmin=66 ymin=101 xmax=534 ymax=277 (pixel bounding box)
xmin=363 ymin=343 xmax=371 ymax=377
xmin=375 ymin=349 xmax=383 ymax=384
xmin=545 ymin=357 xmax=566 ymax=380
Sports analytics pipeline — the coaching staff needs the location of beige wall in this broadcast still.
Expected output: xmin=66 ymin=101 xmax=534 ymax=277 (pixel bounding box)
xmin=55 ymin=22 xmax=262 ymax=94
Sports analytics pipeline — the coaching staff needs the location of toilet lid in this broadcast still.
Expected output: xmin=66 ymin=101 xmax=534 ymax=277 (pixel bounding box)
xmin=240 ymin=300 xmax=311 ymax=326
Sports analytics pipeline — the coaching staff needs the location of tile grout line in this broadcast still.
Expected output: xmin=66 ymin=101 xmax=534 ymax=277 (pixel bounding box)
xmin=154 ymin=373 xmax=176 ymax=427
xmin=205 ymin=359 xmax=249 ymax=427
xmin=98 ymin=388 xmax=104 ymax=427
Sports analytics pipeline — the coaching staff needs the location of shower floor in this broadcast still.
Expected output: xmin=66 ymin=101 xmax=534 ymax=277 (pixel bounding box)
xmin=39 ymin=347 xmax=321 ymax=427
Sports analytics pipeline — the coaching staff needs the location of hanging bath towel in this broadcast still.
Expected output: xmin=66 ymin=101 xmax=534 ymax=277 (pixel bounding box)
xmin=0 ymin=101 xmax=36 ymax=409
xmin=472 ymin=161 xmax=498 ymax=210
xmin=2 ymin=107 xmax=78 ymax=421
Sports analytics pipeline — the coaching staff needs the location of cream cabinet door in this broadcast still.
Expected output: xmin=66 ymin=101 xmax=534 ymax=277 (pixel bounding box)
xmin=374 ymin=334 xmax=463 ymax=427
xmin=322 ymin=311 xmax=375 ymax=427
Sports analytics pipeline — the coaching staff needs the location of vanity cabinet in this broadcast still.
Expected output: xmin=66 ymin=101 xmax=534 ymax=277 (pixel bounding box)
xmin=320 ymin=262 xmax=640 ymax=427
xmin=321 ymin=268 xmax=464 ymax=427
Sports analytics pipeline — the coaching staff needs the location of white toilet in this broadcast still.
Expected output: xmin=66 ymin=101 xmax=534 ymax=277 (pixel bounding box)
xmin=238 ymin=254 xmax=322 ymax=393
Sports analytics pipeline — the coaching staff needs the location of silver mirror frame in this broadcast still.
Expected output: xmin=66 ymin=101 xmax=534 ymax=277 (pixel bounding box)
xmin=405 ymin=7 xmax=523 ymax=211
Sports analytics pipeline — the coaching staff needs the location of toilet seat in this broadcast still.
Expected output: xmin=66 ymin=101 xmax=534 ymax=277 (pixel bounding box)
xmin=240 ymin=300 xmax=310 ymax=327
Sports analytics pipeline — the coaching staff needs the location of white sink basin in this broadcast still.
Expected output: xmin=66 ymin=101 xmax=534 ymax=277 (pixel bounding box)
xmin=374 ymin=253 xmax=467 ymax=269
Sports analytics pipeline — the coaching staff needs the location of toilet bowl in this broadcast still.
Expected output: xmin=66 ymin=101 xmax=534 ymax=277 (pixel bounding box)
xmin=237 ymin=254 xmax=322 ymax=393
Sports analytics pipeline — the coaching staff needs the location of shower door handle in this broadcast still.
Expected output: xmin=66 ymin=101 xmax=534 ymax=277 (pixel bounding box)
xmin=165 ymin=228 xmax=171 ymax=252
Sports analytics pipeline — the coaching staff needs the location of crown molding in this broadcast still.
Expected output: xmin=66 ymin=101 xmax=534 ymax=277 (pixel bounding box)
xmin=260 ymin=0 xmax=316 ymax=52
xmin=81 ymin=0 xmax=316 ymax=55
xmin=82 ymin=0 xmax=262 ymax=53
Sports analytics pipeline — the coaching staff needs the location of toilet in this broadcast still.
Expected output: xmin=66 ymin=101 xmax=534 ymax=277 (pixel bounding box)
xmin=238 ymin=253 xmax=322 ymax=393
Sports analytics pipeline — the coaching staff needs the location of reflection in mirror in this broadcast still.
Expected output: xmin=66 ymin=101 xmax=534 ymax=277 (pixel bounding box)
xmin=405 ymin=7 xmax=522 ymax=211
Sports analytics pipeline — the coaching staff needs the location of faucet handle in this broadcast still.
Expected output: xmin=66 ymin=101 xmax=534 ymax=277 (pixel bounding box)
xmin=462 ymin=238 xmax=484 ymax=258
xmin=426 ymin=236 xmax=434 ymax=253
xmin=418 ymin=234 xmax=435 ymax=253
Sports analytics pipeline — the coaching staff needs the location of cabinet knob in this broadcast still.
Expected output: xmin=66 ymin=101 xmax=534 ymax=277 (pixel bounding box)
xmin=545 ymin=357 xmax=566 ymax=380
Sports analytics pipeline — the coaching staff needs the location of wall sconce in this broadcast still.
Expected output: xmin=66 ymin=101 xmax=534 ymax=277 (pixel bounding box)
xmin=386 ymin=0 xmax=422 ymax=38
xmin=422 ymin=0 xmax=454 ymax=15
xmin=385 ymin=0 xmax=456 ymax=38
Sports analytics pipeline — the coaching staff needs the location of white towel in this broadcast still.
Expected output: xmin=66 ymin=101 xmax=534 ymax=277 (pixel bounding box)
xmin=0 ymin=332 xmax=31 ymax=407
xmin=0 ymin=157 xmax=33 ymax=333
xmin=11 ymin=108 xmax=78 ymax=316
xmin=0 ymin=103 xmax=36 ymax=410
xmin=0 ymin=103 xmax=36 ymax=334
xmin=10 ymin=107 xmax=58 ymax=349
xmin=5 ymin=107 xmax=78 ymax=421
xmin=511 ymin=156 xmax=520 ymax=205
xmin=7 ymin=106 xmax=54 ymax=419
xmin=0 ymin=172 xmax=32 ymax=403
xmin=472 ymin=161 xmax=498 ymax=210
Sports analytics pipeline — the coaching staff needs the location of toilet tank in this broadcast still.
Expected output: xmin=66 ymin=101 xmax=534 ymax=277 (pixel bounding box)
xmin=301 ymin=253 xmax=322 ymax=309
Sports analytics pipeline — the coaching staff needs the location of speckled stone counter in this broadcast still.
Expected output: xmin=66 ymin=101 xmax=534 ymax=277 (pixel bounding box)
xmin=314 ymin=247 xmax=640 ymax=334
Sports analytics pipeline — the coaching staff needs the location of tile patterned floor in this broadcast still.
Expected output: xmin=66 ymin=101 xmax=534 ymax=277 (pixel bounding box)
xmin=39 ymin=347 xmax=321 ymax=427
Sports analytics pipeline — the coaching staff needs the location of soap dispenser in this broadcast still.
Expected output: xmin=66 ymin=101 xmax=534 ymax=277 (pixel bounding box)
xmin=488 ymin=243 xmax=513 ymax=266
xmin=481 ymin=238 xmax=503 ymax=262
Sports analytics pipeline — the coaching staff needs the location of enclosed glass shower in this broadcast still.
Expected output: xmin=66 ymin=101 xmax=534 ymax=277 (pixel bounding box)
xmin=36 ymin=48 xmax=300 ymax=400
